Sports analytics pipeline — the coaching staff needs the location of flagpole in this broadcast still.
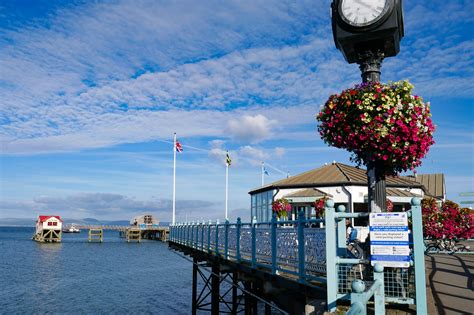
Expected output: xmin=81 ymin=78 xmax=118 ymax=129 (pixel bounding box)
xmin=172 ymin=132 xmax=177 ymax=225
xmin=261 ymin=161 xmax=264 ymax=186
xmin=225 ymin=161 xmax=229 ymax=221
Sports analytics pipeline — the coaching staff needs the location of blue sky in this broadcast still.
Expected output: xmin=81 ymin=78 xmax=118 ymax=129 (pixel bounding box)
xmin=0 ymin=0 xmax=473 ymax=222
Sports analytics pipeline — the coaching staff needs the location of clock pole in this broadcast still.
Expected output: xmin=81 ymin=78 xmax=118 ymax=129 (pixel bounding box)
xmin=331 ymin=0 xmax=404 ymax=213
xmin=357 ymin=50 xmax=384 ymax=83
xmin=357 ymin=50 xmax=386 ymax=212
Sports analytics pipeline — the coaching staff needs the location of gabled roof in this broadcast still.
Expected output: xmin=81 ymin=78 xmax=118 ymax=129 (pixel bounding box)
xmin=403 ymin=174 xmax=445 ymax=199
xmin=283 ymin=188 xmax=332 ymax=198
xmin=38 ymin=215 xmax=62 ymax=222
xmin=249 ymin=162 xmax=424 ymax=194
xmin=386 ymin=188 xmax=422 ymax=198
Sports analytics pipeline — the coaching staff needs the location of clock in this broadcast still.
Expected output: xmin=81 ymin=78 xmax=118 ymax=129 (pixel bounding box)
xmin=339 ymin=0 xmax=392 ymax=28
xmin=331 ymin=0 xmax=404 ymax=63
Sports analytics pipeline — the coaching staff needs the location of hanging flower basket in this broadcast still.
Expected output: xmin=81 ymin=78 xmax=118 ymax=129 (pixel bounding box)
xmin=422 ymin=198 xmax=473 ymax=240
xmin=317 ymin=80 xmax=435 ymax=175
xmin=313 ymin=196 xmax=330 ymax=218
xmin=272 ymin=198 xmax=291 ymax=219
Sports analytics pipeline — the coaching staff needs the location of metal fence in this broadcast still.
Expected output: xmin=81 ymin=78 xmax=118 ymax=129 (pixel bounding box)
xmin=171 ymin=213 xmax=326 ymax=283
xmin=169 ymin=198 xmax=427 ymax=314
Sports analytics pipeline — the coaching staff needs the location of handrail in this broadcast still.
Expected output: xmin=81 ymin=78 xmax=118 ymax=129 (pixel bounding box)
xmin=171 ymin=212 xmax=325 ymax=283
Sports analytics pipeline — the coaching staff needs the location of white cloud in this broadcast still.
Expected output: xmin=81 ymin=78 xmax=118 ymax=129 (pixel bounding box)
xmin=227 ymin=114 xmax=276 ymax=143
xmin=0 ymin=0 xmax=472 ymax=158
xmin=238 ymin=146 xmax=269 ymax=166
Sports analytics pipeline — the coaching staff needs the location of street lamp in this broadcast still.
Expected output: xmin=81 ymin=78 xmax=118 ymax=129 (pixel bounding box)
xmin=331 ymin=0 xmax=404 ymax=212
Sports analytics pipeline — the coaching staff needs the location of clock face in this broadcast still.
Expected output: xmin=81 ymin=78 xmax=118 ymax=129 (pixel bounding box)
xmin=340 ymin=0 xmax=389 ymax=27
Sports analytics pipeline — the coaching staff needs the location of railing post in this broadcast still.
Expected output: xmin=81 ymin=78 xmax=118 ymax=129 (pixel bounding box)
xmin=373 ymin=263 xmax=385 ymax=314
xmin=224 ymin=219 xmax=229 ymax=259
xmin=337 ymin=205 xmax=347 ymax=257
xmin=177 ymin=224 xmax=180 ymax=243
xmin=189 ymin=223 xmax=192 ymax=247
xmin=251 ymin=220 xmax=256 ymax=267
xmin=348 ymin=280 xmax=367 ymax=315
xmin=298 ymin=210 xmax=305 ymax=283
xmin=207 ymin=220 xmax=212 ymax=253
xmin=236 ymin=218 xmax=241 ymax=263
xmin=271 ymin=214 xmax=277 ymax=275
xmin=215 ymin=221 xmax=219 ymax=256
xmin=185 ymin=223 xmax=189 ymax=246
xmin=325 ymin=199 xmax=337 ymax=313
xmin=411 ymin=197 xmax=428 ymax=315
xmin=195 ymin=221 xmax=198 ymax=249
xmin=201 ymin=220 xmax=205 ymax=251
xmin=191 ymin=221 xmax=195 ymax=248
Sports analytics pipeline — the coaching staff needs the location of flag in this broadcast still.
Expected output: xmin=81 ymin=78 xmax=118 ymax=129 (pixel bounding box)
xmin=264 ymin=167 xmax=269 ymax=176
xmin=175 ymin=140 xmax=183 ymax=153
xmin=226 ymin=152 xmax=231 ymax=166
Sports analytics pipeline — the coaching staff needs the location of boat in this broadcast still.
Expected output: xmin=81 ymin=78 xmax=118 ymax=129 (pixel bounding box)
xmin=63 ymin=224 xmax=81 ymax=233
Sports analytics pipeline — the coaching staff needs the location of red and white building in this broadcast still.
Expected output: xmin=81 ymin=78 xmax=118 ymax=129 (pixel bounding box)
xmin=35 ymin=215 xmax=63 ymax=234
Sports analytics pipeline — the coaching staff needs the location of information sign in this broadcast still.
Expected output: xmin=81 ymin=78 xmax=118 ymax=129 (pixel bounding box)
xmin=369 ymin=212 xmax=410 ymax=268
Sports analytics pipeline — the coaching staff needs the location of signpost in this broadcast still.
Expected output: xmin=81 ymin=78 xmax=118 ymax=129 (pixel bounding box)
xmin=369 ymin=212 xmax=410 ymax=268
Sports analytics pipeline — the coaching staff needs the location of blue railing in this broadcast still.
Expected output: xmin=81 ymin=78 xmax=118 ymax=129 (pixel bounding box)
xmin=171 ymin=211 xmax=327 ymax=283
xmin=169 ymin=198 xmax=427 ymax=314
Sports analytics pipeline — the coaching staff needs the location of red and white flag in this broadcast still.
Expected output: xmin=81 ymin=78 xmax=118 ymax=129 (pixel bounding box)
xmin=175 ymin=140 xmax=183 ymax=153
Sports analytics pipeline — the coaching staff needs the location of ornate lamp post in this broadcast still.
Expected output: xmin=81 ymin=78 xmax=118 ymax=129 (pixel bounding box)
xmin=331 ymin=0 xmax=404 ymax=212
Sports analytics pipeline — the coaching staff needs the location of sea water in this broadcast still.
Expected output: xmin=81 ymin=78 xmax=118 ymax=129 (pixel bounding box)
xmin=0 ymin=227 xmax=192 ymax=314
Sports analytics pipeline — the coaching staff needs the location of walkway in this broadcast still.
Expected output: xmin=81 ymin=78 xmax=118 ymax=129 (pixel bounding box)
xmin=425 ymin=253 xmax=473 ymax=315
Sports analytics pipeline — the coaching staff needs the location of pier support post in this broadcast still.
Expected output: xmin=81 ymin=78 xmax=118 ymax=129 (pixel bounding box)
xmin=192 ymin=257 xmax=198 ymax=315
xmin=232 ymin=271 xmax=238 ymax=315
xmin=211 ymin=263 xmax=220 ymax=315
xmin=244 ymin=280 xmax=258 ymax=315
xmin=88 ymin=228 xmax=103 ymax=242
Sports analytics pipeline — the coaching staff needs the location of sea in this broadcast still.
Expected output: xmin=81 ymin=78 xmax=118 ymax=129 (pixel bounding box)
xmin=0 ymin=227 xmax=193 ymax=314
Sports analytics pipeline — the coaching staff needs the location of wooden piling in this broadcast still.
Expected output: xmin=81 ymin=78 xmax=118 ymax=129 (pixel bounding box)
xmin=88 ymin=228 xmax=103 ymax=242
xmin=32 ymin=229 xmax=62 ymax=243
xmin=126 ymin=228 xmax=141 ymax=243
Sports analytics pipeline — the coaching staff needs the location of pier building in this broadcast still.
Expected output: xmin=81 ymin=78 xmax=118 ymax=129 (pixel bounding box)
xmin=32 ymin=215 xmax=63 ymax=243
xmin=249 ymin=162 xmax=445 ymax=237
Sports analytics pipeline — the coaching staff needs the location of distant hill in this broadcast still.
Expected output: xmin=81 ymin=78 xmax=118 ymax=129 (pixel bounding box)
xmin=0 ymin=217 xmax=170 ymax=227
xmin=0 ymin=218 xmax=36 ymax=227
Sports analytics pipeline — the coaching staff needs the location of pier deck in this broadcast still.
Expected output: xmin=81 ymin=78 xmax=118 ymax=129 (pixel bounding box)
xmin=64 ymin=224 xmax=169 ymax=242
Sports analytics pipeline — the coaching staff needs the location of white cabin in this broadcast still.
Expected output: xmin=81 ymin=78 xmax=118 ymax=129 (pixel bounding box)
xmin=36 ymin=215 xmax=63 ymax=233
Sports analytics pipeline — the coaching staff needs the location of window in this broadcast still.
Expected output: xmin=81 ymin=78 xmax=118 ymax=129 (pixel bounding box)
xmin=262 ymin=192 xmax=268 ymax=222
xmin=47 ymin=222 xmax=53 ymax=226
xmin=353 ymin=203 xmax=369 ymax=226
xmin=267 ymin=190 xmax=273 ymax=221
xmin=251 ymin=194 xmax=256 ymax=221
xmin=251 ymin=190 xmax=274 ymax=222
